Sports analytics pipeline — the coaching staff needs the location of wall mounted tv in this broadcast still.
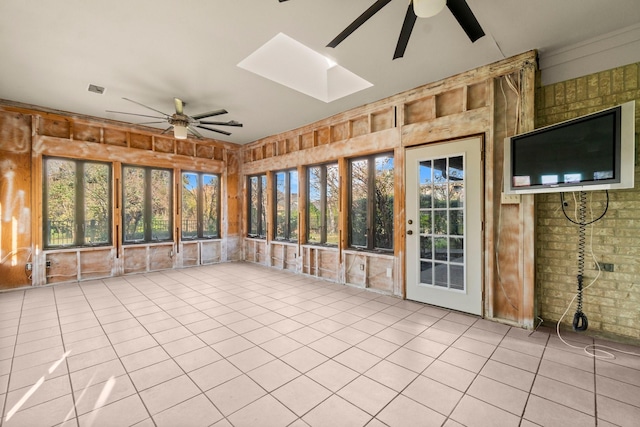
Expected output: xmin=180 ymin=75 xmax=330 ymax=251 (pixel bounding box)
xmin=504 ymin=101 xmax=636 ymax=195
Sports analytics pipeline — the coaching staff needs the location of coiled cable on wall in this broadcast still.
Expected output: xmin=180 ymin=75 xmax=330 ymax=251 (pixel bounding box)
xmin=573 ymin=191 xmax=588 ymax=331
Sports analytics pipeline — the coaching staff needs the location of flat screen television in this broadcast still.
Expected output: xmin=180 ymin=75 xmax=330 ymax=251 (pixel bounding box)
xmin=504 ymin=101 xmax=636 ymax=195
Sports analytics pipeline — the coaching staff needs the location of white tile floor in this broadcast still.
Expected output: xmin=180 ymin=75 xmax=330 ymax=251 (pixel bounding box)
xmin=1 ymin=262 xmax=639 ymax=427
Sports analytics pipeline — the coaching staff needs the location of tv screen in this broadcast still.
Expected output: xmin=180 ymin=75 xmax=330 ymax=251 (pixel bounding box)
xmin=504 ymin=101 xmax=635 ymax=195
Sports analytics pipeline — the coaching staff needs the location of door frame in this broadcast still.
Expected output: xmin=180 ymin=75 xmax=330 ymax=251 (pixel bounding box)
xmin=403 ymin=136 xmax=485 ymax=316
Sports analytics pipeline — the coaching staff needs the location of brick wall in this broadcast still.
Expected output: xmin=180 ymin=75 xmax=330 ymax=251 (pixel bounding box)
xmin=535 ymin=63 xmax=640 ymax=342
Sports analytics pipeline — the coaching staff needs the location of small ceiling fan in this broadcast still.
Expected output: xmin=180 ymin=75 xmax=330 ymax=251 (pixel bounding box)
xmin=281 ymin=0 xmax=485 ymax=59
xmin=107 ymin=97 xmax=243 ymax=139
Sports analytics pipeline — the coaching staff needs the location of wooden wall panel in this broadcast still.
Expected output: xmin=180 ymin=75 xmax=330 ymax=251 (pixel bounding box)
xmin=182 ymin=242 xmax=199 ymax=266
xmin=149 ymin=244 xmax=173 ymax=271
xmin=351 ymin=116 xmax=369 ymax=138
xmin=368 ymin=257 xmax=394 ymax=293
xmin=436 ymin=88 xmax=465 ymax=117
xmin=201 ymin=241 xmax=221 ymax=264
xmin=123 ymin=246 xmax=147 ymax=274
xmin=404 ymin=98 xmax=435 ymax=125
xmin=104 ymin=128 xmax=129 ymax=147
xmin=46 ymin=252 xmax=77 ymax=284
xmin=80 ymin=249 xmax=113 ymax=279
xmin=74 ymin=123 xmax=101 ymax=143
xmin=318 ymin=249 xmax=339 ymax=281
xmin=155 ymin=137 xmax=175 ymax=154
xmin=330 ymin=122 xmax=350 ymax=142
xmin=0 ymin=111 xmax=32 ymax=289
xmin=39 ymin=117 xmax=70 ymax=139
xmin=468 ymin=82 xmax=488 ymax=110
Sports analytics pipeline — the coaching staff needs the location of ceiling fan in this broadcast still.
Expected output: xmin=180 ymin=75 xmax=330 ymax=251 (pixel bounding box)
xmin=107 ymin=97 xmax=243 ymax=139
xmin=280 ymin=0 xmax=485 ymax=59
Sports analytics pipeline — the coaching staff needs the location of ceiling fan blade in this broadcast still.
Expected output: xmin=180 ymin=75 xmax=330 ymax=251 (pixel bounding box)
xmin=190 ymin=109 xmax=228 ymax=120
xmin=161 ymin=126 xmax=173 ymax=135
xmin=393 ymin=3 xmax=418 ymax=59
xmin=198 ymin=120 xmax=243 ymax=127
xmin=136 ymin=121 xmax=167 ymax=125
xmin=187 ymin=126 xmax=204 ymax=139
xmin=279 ymin=0 xmax=289 ymax=2
xmin=174 ymin=98 xmax=184 ymax=115
xmin=446 ymin=0 xmax=485 ymax=42
xmin=196 ymin=125 xmax=232 ymax=136
xmin=122 ymin=97 xmax=171 ymax=116
xmin=106 ymin=110 xmax=167 ymax=120
xmin=327 ymin=0 xmax=393 ymax=48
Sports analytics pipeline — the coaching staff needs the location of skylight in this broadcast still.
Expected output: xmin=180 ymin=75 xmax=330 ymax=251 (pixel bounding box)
xmin=238 ymin=33 xmax=373 ymax=103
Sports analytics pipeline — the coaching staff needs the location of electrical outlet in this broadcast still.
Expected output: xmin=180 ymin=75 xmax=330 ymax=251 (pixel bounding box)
xmin=596 ymin=262 xmax=614 ymax=272
xmin=26 ymin=263 xmax=32 ymax=271
xmin=359 ymin=264 xmax=365 ymax=271
xmin=501 ymin=193 xmax=521 ymax=204
xmin=46 ymin=260 xmax=51 ymax=268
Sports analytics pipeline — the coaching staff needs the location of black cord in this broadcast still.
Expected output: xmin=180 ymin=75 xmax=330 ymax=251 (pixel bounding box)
xmin=560 ymin=190 xmax=609 ymax=225
xmin=573 ymin=191 xmax=588 ymax=332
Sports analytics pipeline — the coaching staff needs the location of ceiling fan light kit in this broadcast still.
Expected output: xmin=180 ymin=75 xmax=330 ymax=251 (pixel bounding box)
xmin=413 ymin=0 xmax=447 ymax=18
xmin=172 ymin=123 xmax=188 ymax=139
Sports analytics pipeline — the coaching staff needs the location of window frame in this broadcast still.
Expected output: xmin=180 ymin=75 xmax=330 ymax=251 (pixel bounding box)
xmin=122 ymin=165 xmax=173 ymax=244
xmin=273 ymin=169 xmax=299 ymax=242
xmin=181 ymin=171 xmax=221 ymax=240
xmin=307 ymin=163 xmax=339 ymax=246
xmin=247 ymin=174 xmax=267 ymax=239
xmin=348 ymin=152 xmax=395 ymax=252
xmin=43 ymin=156 xmax=113 ymax=249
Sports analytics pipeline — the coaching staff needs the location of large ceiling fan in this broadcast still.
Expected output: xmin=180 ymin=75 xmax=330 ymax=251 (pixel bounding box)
xmin=281 ymin=0 xmax=485 ymax=59
xmin=107 ymin=98 xmax=243 ymax=139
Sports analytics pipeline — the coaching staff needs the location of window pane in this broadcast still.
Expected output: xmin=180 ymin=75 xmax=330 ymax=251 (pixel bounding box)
xmin=260 ymin=175 xmax=267 ymax=237
xmin=449 ymin=156 xmax=465 ymax=208
xmin=350 ymin=159 xmax=368 ymax=247
xmin=249 ymin=176 xmax=259 ymax=236
xmin=308 ymin=167 xmax=321 ymax=243
xmin=419 ymin=160 xmax=433 ymax=209
xmin=84 ymin=163 xmax=110 ymax=245
xmin=374 ymin=155 xmax=394 ymax=250
xmin=202 ymin=174 xmax=219 ymax=238
xmin=289 ymin=170 xmax=298 ymax=241
xmin=182 ymin=173 xmax=198 ymax=239
xmin=45 ymin=159 xmax=76 ymax=247
xmin=275 ymin=171 xmax=286 ymax=239
xmin=151 ymin=169 xmax=171 ymax=240
xmin=326 ymin=164 xmax=339 ymax=245
xmin=123 ymin=167 xmax=145 ymax=241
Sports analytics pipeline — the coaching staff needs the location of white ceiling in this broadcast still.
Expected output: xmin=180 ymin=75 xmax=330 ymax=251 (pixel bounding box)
xmin=1 ymin=0 xmax=639 ymax=145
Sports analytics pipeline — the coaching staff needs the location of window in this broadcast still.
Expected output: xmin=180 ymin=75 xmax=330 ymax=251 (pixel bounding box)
xmin=274 ymin=169 xmax=298 ymax=241
xmin=43 ymin=157 xmax=111 ymax=248
xmin=182 ymin=172 xmax=221 ymax=239
xmin=248 ymin=174 xmax=267 ymax=238
xmin=123 ymin=166 xmax=172 ymax=243
xmin=349 ymin=153 xmax=394 ymax=251
xmin=308 ymin=163 xmax=339 ymax=245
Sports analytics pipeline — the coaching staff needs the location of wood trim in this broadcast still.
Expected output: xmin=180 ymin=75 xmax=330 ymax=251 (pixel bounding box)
xmin=35 ymin=136 xmax=225 ymax=172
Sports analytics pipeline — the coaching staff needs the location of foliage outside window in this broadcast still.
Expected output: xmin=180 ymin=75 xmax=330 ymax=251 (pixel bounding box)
xmin=123 ymin=166 xmax=172 ymax=243
xmin=248 ymin=174 xmax=267 ymax=238
xmin=182 ymin=172 xmax=220 ymax=239
xmin=308 ymin=163 xmax=339 ymax=245
xmin=349 ymin=153 xmax=394 ymax=251
xmin=274 ymin=170 xmax=299 ymax=241
xmin=43 ymin=157 xmax=112 ymax=248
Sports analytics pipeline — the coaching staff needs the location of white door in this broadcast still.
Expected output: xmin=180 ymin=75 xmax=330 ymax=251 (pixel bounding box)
xmin=406 ymin=137 xmax=483 ymax=315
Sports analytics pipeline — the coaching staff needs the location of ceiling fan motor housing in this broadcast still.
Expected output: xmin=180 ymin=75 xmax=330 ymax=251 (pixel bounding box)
xmin=169 ymin=114 xmax=190 ymax=128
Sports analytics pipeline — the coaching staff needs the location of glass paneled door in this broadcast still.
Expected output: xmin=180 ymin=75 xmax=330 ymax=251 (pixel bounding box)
xmin=406 ymin=137 xmax=483 ymax=315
